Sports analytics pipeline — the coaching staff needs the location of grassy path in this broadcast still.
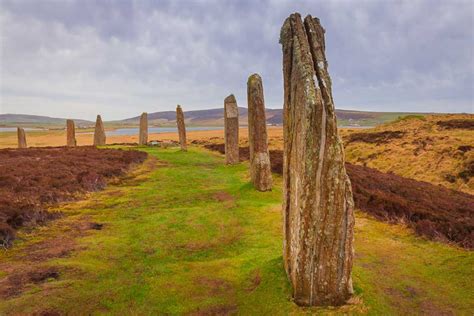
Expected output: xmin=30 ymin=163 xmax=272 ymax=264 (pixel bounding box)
xmin=1 ymin=147 xmax=472 ymax=315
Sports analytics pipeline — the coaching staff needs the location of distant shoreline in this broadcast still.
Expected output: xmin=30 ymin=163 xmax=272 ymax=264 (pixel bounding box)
xmin=0 ymin=124 xmax=373 ymax=133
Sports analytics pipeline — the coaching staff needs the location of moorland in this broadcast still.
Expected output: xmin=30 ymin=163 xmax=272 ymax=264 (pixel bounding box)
xmin=0 ymin=113 xmax=472 ymax=314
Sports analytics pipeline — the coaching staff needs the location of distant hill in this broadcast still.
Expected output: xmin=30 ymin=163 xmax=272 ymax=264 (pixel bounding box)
xmin=1 ymin=109 xmax=429 ymax=129
xmin=0 ymin=114 xmax=93 ymax=128
xmin=117 ymin=108 xmax=425 ymax=127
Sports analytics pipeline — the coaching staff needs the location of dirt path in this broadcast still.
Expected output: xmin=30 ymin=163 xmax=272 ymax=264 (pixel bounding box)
xmin=0 ymin=147 xmax=472 ymax=315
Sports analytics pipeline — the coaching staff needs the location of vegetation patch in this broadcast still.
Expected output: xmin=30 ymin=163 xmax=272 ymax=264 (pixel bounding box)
xmin=0 ymin=266 xmax=60 ymax=299
xmin=458 ymin=145 xmax=472 ymax=153
xmin=458 ymin=158 xmax=474 ymax=182
xmin=0 ymin=147 xmax=472 ymax=314
xmin=0 ymin=146 xmax=147 ymax=247
xmin=437 ymin=119 xmax=474 ymax=130
xmin=346 ymin=130 xmax=405 ymax=144
xmin=189 ymin=304 xmax=238 ymax=315
xmin=346 ymin=163 xmax=474 ymax=248
xmin=393 ymin=114 xmax=426 ymax=123
xmin=205 ymin=144 xmax=474 ymax=248
xmin=341 ymin=114 xmax=474 ymax=194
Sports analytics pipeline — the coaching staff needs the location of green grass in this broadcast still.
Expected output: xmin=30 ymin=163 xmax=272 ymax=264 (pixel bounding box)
xmin=1 ymin=147 xmax=472 ymax=315
xmin=392 ymin=114 xmax=426 ymax=124
xmin=338 ymin=112 xmax=428 ymax=127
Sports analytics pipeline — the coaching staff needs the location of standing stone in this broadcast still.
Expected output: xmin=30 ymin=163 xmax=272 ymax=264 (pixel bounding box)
xmin=66 ymin=119 xmax=76 ymax=147
xmin=17 ymin=127 xmax=27 ymax=148
xmin=224 ymin=94 xmax=239 ymax=164
xmin=247 ymin=74 xmax=272 ymax=191
xmin=139 ymin=112 xmax=148 ymax=145
xmin=94 ymin=115 xmax=106 ymax=146
xmin=280 ymin=13 xmax=355 ymax=306
xmin=176 ymin=105 xmax=187 ymax=151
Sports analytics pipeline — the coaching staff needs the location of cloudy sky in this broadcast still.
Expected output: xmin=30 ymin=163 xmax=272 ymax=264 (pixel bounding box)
xmin=0 ymin=0 xmax=473 ymax=120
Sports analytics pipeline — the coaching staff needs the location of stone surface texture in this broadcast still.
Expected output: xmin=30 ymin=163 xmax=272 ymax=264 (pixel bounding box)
xmin=66 ymin=119 xmax=76 ymax=147
xmin=17 ymin=127 xmax=27 ymax=148
xmin=224 ymin=94 xmax=239 ymax=164
xmin=176 ymin=105 xmax=187 ymax=151
xmin=139 ymin=112 xmax=148 ymax=145
xmin=247 ymin=73 xmax=272 ymax=191
xmin=280 ymin=13 xmax=355 ymax=306
xmin=93 ymin=115 xmax=106 ymax=146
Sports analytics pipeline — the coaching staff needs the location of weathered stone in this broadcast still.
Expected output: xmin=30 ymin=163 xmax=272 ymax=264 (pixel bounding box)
xmin=93 ymin=115 xmax=106 ymax=146
xmin=247 ymin=74 xmax=272 ymax=191
xmin=224 ymin=94 xmax=239 ymax=164
xmin=139 ymin=112 xmax=148 ymax=145
xmin=280 ymin=13 xmax=355 ymax=306
xmin=17 ymin=127 xmax=27 ymax=148
xmin=66 ymin=119 xmax=76 ymax=147
xmin=176 ymin=105 xmax=187 ymax=151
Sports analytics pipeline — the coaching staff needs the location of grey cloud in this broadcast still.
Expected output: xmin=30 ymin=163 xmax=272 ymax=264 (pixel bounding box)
xmin=0 ymin=0 xmax=472 ymax=120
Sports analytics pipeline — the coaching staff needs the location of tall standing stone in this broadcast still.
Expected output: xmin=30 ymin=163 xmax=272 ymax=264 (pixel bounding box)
xmin=247 ymin=74 xmax=272 ymax=191
xmin=224 ymin=94 xmax=239 ymax=164
xmin=139 ymin=112 xmax=148 ymax=145
xmin=17 ymin=127 xmax=27 ymax=148
xmin=66 ymin=119 xmax=76 ymax=147
xmin=279 ymin=13 xmax=355 ymax=306
xmin=94 ymin=115 xmax=106 ymax=146
xmin=176 ymin=105 xmax=187 ymax=151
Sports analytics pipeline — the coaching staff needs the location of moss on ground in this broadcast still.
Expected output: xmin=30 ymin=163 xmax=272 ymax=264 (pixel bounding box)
xmin=0 ymin=147 xmax=472 ymax=315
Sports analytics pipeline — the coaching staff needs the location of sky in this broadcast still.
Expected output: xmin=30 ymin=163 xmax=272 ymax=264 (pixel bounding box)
xmin=0 ymin=0 xmax=473 ymax=121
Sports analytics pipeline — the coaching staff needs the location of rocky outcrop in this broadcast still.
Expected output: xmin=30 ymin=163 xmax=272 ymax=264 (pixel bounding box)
xmin=93 ymin=115 xmax=106 ymax=146
xmin=280 ymin=13 xmax=354 ymax=306
xmin=66 ymin=119 xmax=76 ymax=147
xmin=17 ymin=128 xmax=27 ymax=149
xmin=139 ymin=112 xmax=148 ymax=145
xmin=224 ymin=94 xmax=239 ymax=164
xmin=176 ymin=105 xmax=187 ymax=151
xmin=247 ymin=74 xmax=272 ymax=191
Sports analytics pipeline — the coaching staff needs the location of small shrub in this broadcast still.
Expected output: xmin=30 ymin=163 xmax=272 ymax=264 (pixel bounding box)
xmin=394 ymin=114 xmax=426 ymax=123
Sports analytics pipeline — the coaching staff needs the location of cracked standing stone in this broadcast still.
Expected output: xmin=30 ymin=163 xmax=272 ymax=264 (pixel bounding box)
xmin=176 ymin=105 xmax=187 ymax=151
xmin=94 ymin=115 xmax=106 ymax=146
xmin=280 ymin=13 xmax=355 ymax=306
xmin=17 ymin=127 xmax=27 ymax=148
xmin=224 ymin=94 xmax=239 ymax=164
xmin=66 ymin=119 xmax=76 ymax=147
xmin=247 ymin=73 xmax=272 ymax=191
xmin=139 ymin=112 xmax=148 ymax=145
